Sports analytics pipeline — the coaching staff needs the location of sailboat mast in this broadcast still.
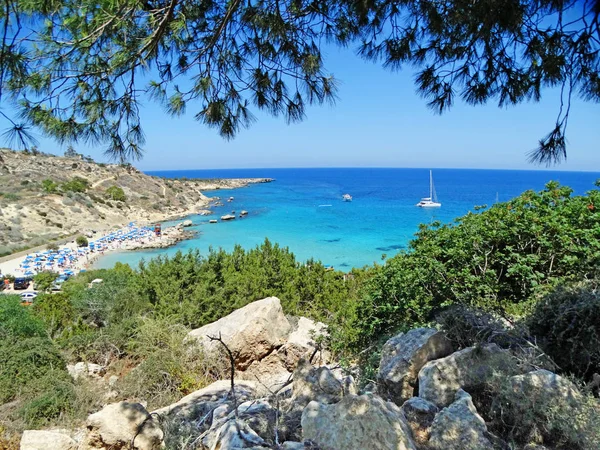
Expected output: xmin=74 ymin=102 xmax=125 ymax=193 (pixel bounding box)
xmin=429 ymin=170 xmax=433 ymax=199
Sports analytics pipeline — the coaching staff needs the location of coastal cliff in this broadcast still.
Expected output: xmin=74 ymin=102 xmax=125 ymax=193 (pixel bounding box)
xmin=0 ymin=149 xmax=271 ymax=255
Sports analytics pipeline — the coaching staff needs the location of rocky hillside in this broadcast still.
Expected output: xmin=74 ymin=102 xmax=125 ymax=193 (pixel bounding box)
xmin=19 ymin=297 xmax=597 ymax=450
xmin=0 ymin=149 xmax=271 ymax=255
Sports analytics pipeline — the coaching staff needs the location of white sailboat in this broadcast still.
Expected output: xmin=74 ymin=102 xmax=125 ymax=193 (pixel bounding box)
xmin=416 ymin=170 xmax=441 ymax=208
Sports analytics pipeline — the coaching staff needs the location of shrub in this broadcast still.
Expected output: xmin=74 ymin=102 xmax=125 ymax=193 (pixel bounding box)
xmin=0 ymin=297 xmax=69 ymax=407
xmin=46 ymin=242 xmax=59 ymax=251
xmin=3 ymin=193 xmax=19 ymax=201
xmin=20 ymin=180 xmax=29 ymax=186
xmin=18 ymin=371 xmax=75 ymax=427
xmin=437 ymin=305 xmax=522 ymax=350
xmin=41 ymin=179 xmax=58 ymax=194
xmin=61 ymin=177 xmax=89 ymax=193
xmin=37 ymin=211 xmax=48 ymax=217
xmin=488 ymin=375 xmax=600 ymax=449
xmin=118 ymin=318 xmax=226 ymax=409
xmin=528 ymin=280 xmax=600 ymax=381
xmin=105 ymin=185 xmax=126 ymax=202
xmin=33 ymin=271 xmax=59 ymax=292
xmin=75 ymin=235 xmax=88 ymax=247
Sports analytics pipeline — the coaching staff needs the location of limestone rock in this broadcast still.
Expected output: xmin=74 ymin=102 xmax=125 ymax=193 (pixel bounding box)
xmin=301 ymin=393 xmax=416 ymax=450
xmin=204 ymin=419 xmax=267 ymax=449
xmin=20 ymin=430 xmax=76 ymax=450
xmin=428 ymin=390 xmax=500 ymax=450
xmin=509 ymin=369 xmax=581 ymax=405
xmin=239 ymin=317 xmax=331 ymax=394
xmin=66 ymin=362 xmax=105 ymax=380
xmin=182 ymin=219 xmax=193 ymax=227
xmin=241 ymin=350 xmax=292 ymax=394
xmin=153 ymin=379 xmax=258 ymax=421
xmin=282 ymin=317 xmax=330 ymax=369
xmin=288 ymin=359 xmax=354 ymax=412
xmin=378 ymin=328 xmax=453 ymax=405
xmin=187 ymin=297 xmax=292 ymax=370
xmin=401 ymin=397 xmax=439 ymax=448
xmin=418 ymin=344 xmax=512 ymax=407
xmin=281 ymin=443 xmax=305 ymax=450
xmin=83 ymin=401 xmax=164 ymax=450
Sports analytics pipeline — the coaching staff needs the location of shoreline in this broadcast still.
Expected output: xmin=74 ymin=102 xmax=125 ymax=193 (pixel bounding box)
xmin=0 ymin=178 xmax=273 ymax=279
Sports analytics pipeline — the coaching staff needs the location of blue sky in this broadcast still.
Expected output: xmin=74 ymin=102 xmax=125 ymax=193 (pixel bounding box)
xmin=12 ymin=44 xmax=600 ymax=172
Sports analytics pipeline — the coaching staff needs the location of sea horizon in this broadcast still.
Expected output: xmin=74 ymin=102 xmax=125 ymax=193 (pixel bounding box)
xmin=95 ymin=167 xmax=600 ymax=271
xmin=142 ymin=166 xmax=600 ymax=174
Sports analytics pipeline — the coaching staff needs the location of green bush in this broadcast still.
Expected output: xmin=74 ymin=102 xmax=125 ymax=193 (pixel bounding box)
xmin=34 ymin=293 xmax=75 ymax=337
xmin=33 ymin=271 xmax=59 ymax=292
xmin=42 ymin=179 xmax=58 ymax=194
xmin=0 ymin=296 xmax=69 ymax=407
xmin=75 ymin=235 xmax=88 ymax=247
xmin=18 ymin=371 xmax=75 ymax=427
xmin=105 ymin=185 xmax=126 ymax=202
xmin=528 ymin=280 xmax=600 ymax=381
xmin=61 ymin=177 xmax=89 ymax=193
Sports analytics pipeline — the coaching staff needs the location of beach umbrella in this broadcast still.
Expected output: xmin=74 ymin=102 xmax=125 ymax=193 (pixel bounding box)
xmin=21 ymin=264 xmax=30 ymax=268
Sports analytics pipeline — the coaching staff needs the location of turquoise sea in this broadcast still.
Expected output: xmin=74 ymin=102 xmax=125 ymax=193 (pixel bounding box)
xmin=95 ymin=168 xmax=600 ymax=270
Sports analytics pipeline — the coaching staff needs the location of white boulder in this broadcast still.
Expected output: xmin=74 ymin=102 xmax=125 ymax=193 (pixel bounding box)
xmin=301 ymin=393 xmax=417 ymax=450
xmin=378 ymin=328 xmax=453 ymax=405
xmin=187 ymin=297 xmax=292 ymax=370
xmin=83 ymin=401 xmax=164 ymax=450
xmin=20 ymin=430 xmax=76 ymax=450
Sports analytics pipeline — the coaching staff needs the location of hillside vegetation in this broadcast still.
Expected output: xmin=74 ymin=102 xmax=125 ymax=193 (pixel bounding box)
xmin=0 ymin=149 xmax=270 ymax=255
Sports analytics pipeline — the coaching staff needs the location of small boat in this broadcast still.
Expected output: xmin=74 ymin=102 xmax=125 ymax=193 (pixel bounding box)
xmin=227 ymin=196 xmax=234 ymax=202
xmin=220 ymin=214 xmax=236 ymax=221
xmin=342 ymin=194 xmax=352 ymax=202
xmin=240 ymin=210 xmax=248 ymax=216
xmin=209 ymin=219 xmax=218 ymax=223
xmin=416 ymin=170 xmax=441 ymax=208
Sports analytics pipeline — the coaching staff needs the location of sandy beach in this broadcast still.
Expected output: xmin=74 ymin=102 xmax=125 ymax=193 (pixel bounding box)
xmin=0 ymin=222 xmax=189 ymax=280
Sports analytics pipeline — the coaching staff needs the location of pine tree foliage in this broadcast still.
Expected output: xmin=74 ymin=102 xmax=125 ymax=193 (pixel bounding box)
xmin=0 ymin=0 xmax=597 ymax=162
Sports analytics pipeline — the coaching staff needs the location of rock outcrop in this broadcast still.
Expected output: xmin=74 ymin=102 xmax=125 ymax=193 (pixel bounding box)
xmin=418 ymin=344 xmax=512 ymax=407
xmin=288 ymin=359 xmax=356 ymax=412
xmin=20 ymin=430 xmax=77 ymax=450
xmin=153 ymin=379 xmax=258 ymax=421
xmin=508 ymin=369 xmax=581 ymax=406
xmin=67 ymin=362 xmax=105 ymax=381
xmin=428 ymin=389 xmax=501 ymax=450
xmin=301 ymin=394 xmax=417 ymax=450
xmin=203 ymin=419 xmax=267 ymax=449
xmin=187 ymin=297 xmax=292 ymax=370
xmin=378 ymin=328 xmax=453 ymax=405
xmin=83 ymin=401 xmax=164 ymax=450
xmin=401 ymin=397 xmax=439 ymax=448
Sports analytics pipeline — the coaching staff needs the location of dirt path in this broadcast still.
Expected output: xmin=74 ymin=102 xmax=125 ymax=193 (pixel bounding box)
xmin=91 ymin=176 xmax=115 ymax=189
